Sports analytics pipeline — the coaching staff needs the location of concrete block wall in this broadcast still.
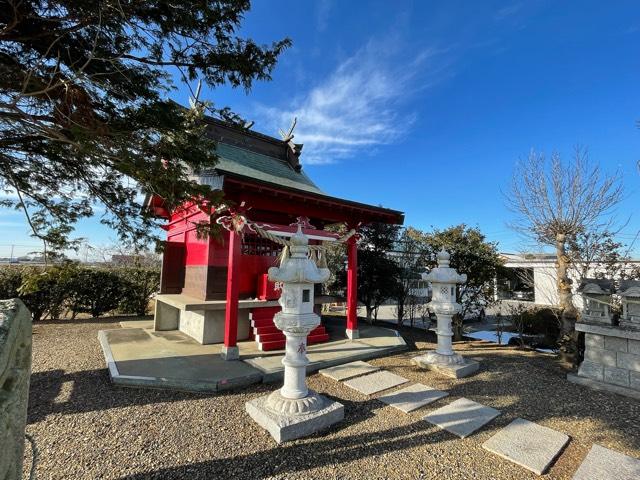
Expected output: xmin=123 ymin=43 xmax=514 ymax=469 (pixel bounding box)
xmin=0 ymin=299 xmax=32 ymax=480
xmin=579 ymin=333 xmax=640 ymax=390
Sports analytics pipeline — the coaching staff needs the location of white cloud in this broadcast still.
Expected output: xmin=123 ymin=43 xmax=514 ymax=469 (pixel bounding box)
xmin=494 ymin=2 xmax=524 ymax=21
xmin=315 ymin=0 xmax=333 ymax=32
xmin=254 ymin=40 xmax=447 ymax=165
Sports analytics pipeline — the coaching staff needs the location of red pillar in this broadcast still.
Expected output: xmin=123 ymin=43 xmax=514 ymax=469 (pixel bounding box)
xmin=346 ymin=235 xmax=359 ymax=339
xmin=222 ymin=230 xmax=241 ymax=360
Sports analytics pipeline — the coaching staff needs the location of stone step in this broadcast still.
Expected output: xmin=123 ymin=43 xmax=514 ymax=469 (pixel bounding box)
xmin=253 ymin=325 xmax=280 ymax=336
xmin=423 ymin=397 xmax=501 ymax=438
xmin=258 ymin=332 xmax=330 ymax=351
xmin=249 ymin=306 xmax=281 ymax=321
xmin=256 ymin=326 xmax=327 ymax=343
xmin=319 ymin=361 xmax=380 ymax=381
xmin=482 ymin=418 xmax=569 ymax=475
xmin=572 ymin=444 xmax=640 ymax=479
xmin=342 ymin=370 xmax=409 ymax=395
xmin=256 ymin=332 xmax=285 ymax=343
xmin=377 ymin=383 xmax=449 ymax=413
xmin=251 ymin=318 xmax=277 ymax=328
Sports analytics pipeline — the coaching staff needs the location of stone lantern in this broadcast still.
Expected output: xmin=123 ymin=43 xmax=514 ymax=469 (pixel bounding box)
xmin=245 ymin=226 xmax=344 ymax=443
xmin=412 ymin=249 xmax=479 ymax=378
xmin=619 ymin=280 xmax=640 ymax=329
xmin=577 ymin=279 xmax=614 ymax=325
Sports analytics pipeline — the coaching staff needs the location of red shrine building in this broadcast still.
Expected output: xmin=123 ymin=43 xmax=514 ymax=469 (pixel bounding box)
xmin=145 ymin=118 xmax=404 ymax=360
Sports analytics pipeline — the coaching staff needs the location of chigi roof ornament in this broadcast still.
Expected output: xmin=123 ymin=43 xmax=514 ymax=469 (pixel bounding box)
xmin=279 ymin=117 xmax=303 ymax=172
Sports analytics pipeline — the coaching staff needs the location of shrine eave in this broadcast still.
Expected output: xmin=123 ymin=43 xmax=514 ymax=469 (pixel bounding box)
xmin=222 ymin=172 xmax=404 ymax=226
xmin=143 ymin=173 xmax=404 ymax=226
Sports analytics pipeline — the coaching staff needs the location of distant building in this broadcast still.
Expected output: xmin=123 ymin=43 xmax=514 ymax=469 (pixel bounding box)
xmin=498 ymin=252 xmax=640 ymax=307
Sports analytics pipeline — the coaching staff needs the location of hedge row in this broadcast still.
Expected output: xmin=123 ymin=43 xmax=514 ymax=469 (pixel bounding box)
xmin=0 ymin=264 xmax=160 ymax=321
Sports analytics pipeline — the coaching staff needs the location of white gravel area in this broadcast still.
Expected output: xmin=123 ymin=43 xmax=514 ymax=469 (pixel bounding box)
xmin=22 ymin=317 xmax=640 ymax=479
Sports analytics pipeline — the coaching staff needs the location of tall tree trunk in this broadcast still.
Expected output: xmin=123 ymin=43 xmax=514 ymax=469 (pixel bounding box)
xmin=452 ymin=314 xmax=463 ymax=341
xmin=556 ymin=233 xmax=578 ymax=363
xmin=365 ymin=305 xmax=373 ymax=324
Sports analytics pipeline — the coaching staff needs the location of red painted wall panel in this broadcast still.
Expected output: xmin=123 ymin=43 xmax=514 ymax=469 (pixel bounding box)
xmin=164 ymin=203 xmax=287 ymax=298
xmin=238 ymin=254 xmax=278 ymax=296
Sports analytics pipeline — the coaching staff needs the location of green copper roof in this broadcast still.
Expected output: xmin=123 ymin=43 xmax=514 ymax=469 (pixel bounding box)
xmin=213 ymin=142 xmax=324 ymax=195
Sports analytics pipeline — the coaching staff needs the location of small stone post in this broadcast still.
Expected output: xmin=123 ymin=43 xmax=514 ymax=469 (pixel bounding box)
xmin=245 ymin=226 xmax=344 ymax=443
xmin=413 ymin=249 xmax=479 ymax=378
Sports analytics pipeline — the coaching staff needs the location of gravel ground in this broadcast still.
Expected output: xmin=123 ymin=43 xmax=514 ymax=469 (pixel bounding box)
xmin=23 ymin=318 xmax=640 ymax=480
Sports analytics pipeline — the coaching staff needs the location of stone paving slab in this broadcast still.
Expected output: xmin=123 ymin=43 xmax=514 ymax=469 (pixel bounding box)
xmin=319 ymin=361 xmax=380 ymax=381
xmin=423 ymin=398 xmax=500 ymax=438
xmin=572 ymin=444 xmax=640 ymax=480
xmin=377 ymin=383 xmax=448 ymax=413
xmin=482 ymin=418 xmax=569 ymax=475
xmin=342 ymin=370 xmax=409 ymax=395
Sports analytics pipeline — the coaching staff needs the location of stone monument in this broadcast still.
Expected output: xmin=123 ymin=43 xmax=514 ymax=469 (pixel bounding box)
xmin=577 ymin=279 xmax=614 ymax=325
xmin=619 ymin=280 xmax=640 ymax=329
xmin=245 ymin=226 xmax=344 ymax=443
xmin=412 ymin=249 xmax=479 ymax=378
xmin=0 ymin=299 xmax=32 ymax=480
xmin=569 ymin=279 xmax=640 ymax=399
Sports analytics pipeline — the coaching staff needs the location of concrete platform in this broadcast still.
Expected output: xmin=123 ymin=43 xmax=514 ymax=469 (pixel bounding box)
xmin=99 ymin=318 xmax=407 ymax=392
xmin=98 ymin=329 xmax=262 ymax=392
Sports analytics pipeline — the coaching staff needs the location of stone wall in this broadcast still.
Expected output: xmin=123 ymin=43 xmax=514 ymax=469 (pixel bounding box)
xmin=0 ymin=299 xmax=32 ymax=480
xmin=571 ymin=322 xmax=640 ymax=398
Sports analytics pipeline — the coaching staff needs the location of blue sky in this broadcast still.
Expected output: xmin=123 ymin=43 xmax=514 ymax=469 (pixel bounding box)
xmin=2 ymin=0 xmax=640 ymax=258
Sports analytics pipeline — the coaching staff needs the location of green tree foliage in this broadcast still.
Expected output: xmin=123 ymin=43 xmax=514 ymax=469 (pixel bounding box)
xmin=414 ymin=224 xmax=503 ymax=340
xmin=326 ymin=222 xmax=402 ymax=323
xmin=116 ymin=267 xmax=160 ymax=316
xmin=66 ymin=268 xmax=124 ymax=317
xmin=393 ymin=228 xmax=427 ymax=326
xmin=356 ymin=223 xmax=402 ymax=323
xmin=0 ymin=266 xmax=21 ymax=299
xmin=0 ymin=0 xmax=290 ymax=252
xmin=18 ymin=263 xmax=78 ymax=321
xmin=2 ymin=263 xmax=160 ymax=319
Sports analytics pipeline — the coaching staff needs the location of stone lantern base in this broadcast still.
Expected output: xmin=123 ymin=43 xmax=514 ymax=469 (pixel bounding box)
xmin=246 ymin=391 xmax=344 ymax=443
xmin=412 ymin=352 xmax=479 ymax=379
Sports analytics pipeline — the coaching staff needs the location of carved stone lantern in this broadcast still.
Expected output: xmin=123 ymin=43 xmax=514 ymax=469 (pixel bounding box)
xmin=577 ymin=279 xmax=614 ymax=325
xmin=245 ymin=226 xmax=344 ymax=443
xmin=619 ymin=280 xmax=640 ymax=329
xmin=412 ymin=249 xmax=479 ymax=378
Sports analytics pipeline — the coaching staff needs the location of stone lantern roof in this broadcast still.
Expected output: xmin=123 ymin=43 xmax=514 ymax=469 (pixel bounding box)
xmin=268 ymin=227 xmax=330 ymax=284
xmin=423 ymin=249 xmax=467 ymax=285
xmin=577 ymin=278 xmax=614 ymax=295
xmin=619 ymin=280 xmax=640 ymax=298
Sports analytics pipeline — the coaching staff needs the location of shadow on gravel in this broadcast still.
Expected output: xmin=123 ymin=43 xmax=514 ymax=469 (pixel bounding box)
xmin=27 ymin=368 xmax=217 ymax=423
xmin=118 ymin=413 xmax=448 ymax=480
